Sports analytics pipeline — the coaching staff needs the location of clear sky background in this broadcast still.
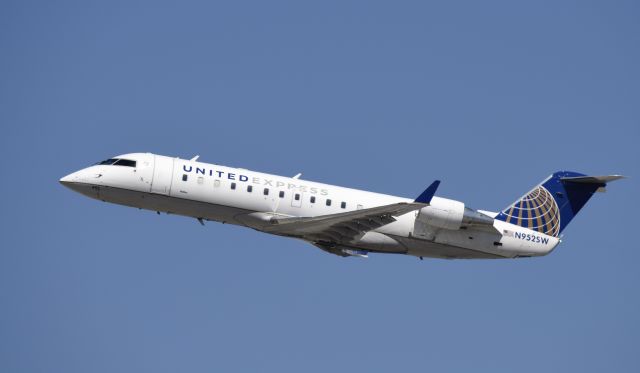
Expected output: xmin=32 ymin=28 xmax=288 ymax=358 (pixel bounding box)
xmin=1 ymin=1 xmax=638 ymax=372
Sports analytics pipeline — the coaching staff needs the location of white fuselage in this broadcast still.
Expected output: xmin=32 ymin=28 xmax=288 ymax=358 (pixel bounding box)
xmin=60 ymin=153 xmax=560 ymax=259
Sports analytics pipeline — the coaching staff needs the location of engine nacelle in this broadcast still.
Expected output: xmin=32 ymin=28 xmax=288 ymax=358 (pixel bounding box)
xmin=417 ymin=198 xmax=494 ymax=230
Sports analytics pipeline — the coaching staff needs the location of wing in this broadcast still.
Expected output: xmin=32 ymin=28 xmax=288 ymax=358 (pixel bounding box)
xmin=264 ymin=180 xmax=440 ymax=245
xmin=265 ymin=201 xmax=425 ymax=243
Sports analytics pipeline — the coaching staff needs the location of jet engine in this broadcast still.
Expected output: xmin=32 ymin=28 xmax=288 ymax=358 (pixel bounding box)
xmin=416 ymin=198 xmax=494 ymax=230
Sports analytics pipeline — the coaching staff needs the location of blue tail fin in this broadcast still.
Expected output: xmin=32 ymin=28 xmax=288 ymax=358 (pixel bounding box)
xmin=495 ymin=171 xmax=622 ymax=237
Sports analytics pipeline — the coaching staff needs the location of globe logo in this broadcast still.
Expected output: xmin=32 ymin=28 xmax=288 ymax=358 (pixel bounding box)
xmin=502 ymin=186 xmax=560 ymax=237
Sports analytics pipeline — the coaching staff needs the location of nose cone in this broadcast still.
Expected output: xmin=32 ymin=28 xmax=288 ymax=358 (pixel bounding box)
xmin=59 ymin=169 xmax=100 ymax=199
xmin=59 ymin=172 xmax=78 ymax=185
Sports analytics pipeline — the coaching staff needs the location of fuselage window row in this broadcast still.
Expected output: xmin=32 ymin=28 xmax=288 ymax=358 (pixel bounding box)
xmin=179 ymin=175 xmax=349 ymax=209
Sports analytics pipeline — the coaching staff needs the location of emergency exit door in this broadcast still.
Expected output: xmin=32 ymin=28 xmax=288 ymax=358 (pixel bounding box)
xmin=291 ymin=191 xmax=303 ymax=208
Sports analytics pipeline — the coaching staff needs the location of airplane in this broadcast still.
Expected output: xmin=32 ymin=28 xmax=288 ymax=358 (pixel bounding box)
xmin=59 ymin=153 xmax=623 ymax=259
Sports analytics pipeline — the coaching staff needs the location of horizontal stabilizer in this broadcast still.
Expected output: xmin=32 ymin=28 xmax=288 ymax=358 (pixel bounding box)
xmin=561 ymin=175 xmax=624 ymax=184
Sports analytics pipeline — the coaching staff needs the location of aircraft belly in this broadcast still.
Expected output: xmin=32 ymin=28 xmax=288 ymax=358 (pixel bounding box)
xmin=336 ymin=231 xmax=504 ymax=258
xmin=391 ymin=235 xmax=506 ymax=259
xmin=352 ymin=231 xmax=406 ymax=253
xmin=93 ymin=185 xmax=250 ymax=225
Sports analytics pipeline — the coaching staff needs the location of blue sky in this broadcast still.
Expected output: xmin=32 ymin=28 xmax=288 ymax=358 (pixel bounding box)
xmin=1 ymin=1 xmax=638 ymax=372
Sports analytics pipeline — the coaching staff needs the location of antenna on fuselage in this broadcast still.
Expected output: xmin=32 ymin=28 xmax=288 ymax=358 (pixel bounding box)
xmin=190 ymin=155 xmax=200 ymax=162
xmin=292 ymin=173 xmax=302 ymax=179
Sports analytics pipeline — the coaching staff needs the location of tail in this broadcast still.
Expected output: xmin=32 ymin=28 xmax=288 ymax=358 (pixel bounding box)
xmin=495 ymin=171 xmax=624 ymax=237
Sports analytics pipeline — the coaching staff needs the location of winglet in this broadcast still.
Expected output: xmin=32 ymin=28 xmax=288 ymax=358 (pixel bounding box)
xmin=414 ymin=180 xmax=440 ymax=204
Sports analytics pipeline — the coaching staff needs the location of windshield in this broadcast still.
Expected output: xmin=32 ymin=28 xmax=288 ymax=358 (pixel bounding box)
xmin=95 ymin=158 xmax=136 ymax=167
xmin=114 ymin=159 xmax=136 ymax=167
xmin=96 ymin=158 xmax=117 ymax=165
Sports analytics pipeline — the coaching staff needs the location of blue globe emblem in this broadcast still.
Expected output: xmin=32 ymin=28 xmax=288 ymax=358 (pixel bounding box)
xmin=503 ymin=186 xmax=560 ymax=237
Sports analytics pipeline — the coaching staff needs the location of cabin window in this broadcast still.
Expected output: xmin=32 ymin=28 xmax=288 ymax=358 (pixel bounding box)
xmin=279 ymin=191 xmax=285 ymax=198
xmin=114 ymin=159 xmax=136 ymax=167
xmin=197 ymin=177 xmax=204 ymax=184
xmin=182 ymin=174 xmax=188 ymax=181
xmin=214 ymin=180 xmax=220 ymax=188
xmin=247 ymin=185 xmax=253 ymax=192
xmin=341 ymin=202 xmax=346 ymax=209
xmin=310 ymin=196 xmax=316 ymax=203
xmin=264 ymin=188 xmax=269 ymax=195
xmin=231 ymin=182 xmax=236 ymax=190
xmin=326 ymin=199 xmax=332 ymax=206
xmin=294 ymin=193 xmax=300 ymax=201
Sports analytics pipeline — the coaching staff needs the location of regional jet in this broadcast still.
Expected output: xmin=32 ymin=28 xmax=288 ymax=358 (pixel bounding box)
xmin=60 ymin=153 xmax=623 ymax=259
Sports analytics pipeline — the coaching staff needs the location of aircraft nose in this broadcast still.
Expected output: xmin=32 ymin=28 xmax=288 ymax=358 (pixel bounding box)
xmin=59 ymin=169 xmax=101 ymax=199
xmin=59 ymin=171 xmax=79 ymax=185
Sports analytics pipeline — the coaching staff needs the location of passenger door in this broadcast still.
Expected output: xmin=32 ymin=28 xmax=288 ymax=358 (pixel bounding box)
xmin=151 ymin=155 xmax=175 ymax=195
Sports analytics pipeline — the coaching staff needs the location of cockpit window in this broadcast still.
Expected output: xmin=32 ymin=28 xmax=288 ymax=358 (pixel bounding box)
xmin=95 ymin=158 xmax=136 ymax=167
xmin=96 ymin=158 xmax=118 ymax=165
xmin=114 ymin=159 xmax=136 ymax=167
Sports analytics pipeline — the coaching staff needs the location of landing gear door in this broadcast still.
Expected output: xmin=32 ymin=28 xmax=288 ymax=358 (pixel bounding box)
xmin=151 ymin=155 xmax=175 ymax=195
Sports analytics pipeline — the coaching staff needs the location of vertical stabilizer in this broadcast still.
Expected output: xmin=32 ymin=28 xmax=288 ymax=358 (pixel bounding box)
xmin=495 ymin=171 xmax=623 ymax=236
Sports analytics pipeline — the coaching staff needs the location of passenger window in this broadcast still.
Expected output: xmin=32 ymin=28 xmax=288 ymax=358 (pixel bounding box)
xmin=263 ymin=188 xmax=269 ymax=195
xmin=214 ymin=180 xmax=221 ymax=188
xmin=341 ymin=202 xmax=346 ymax=209
xmin=197 ymin=177 xmax=204 ymax=184
xmin=310 ymin=196 xmax=316 ymax=203
xmin=294 ymin=193 xmax=300 ymax=201
xmin=182 ymin=174 xmax=188 ymax=181
xmin=247 ymin=185 xmax=253 ymax=192
xmin=279 ymin=191 xmax=285 ymax=198
xmin=326 ymin=199 xmax=332 ymax=206
xmin=231 ymin=182 xmax=236 ymax=190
